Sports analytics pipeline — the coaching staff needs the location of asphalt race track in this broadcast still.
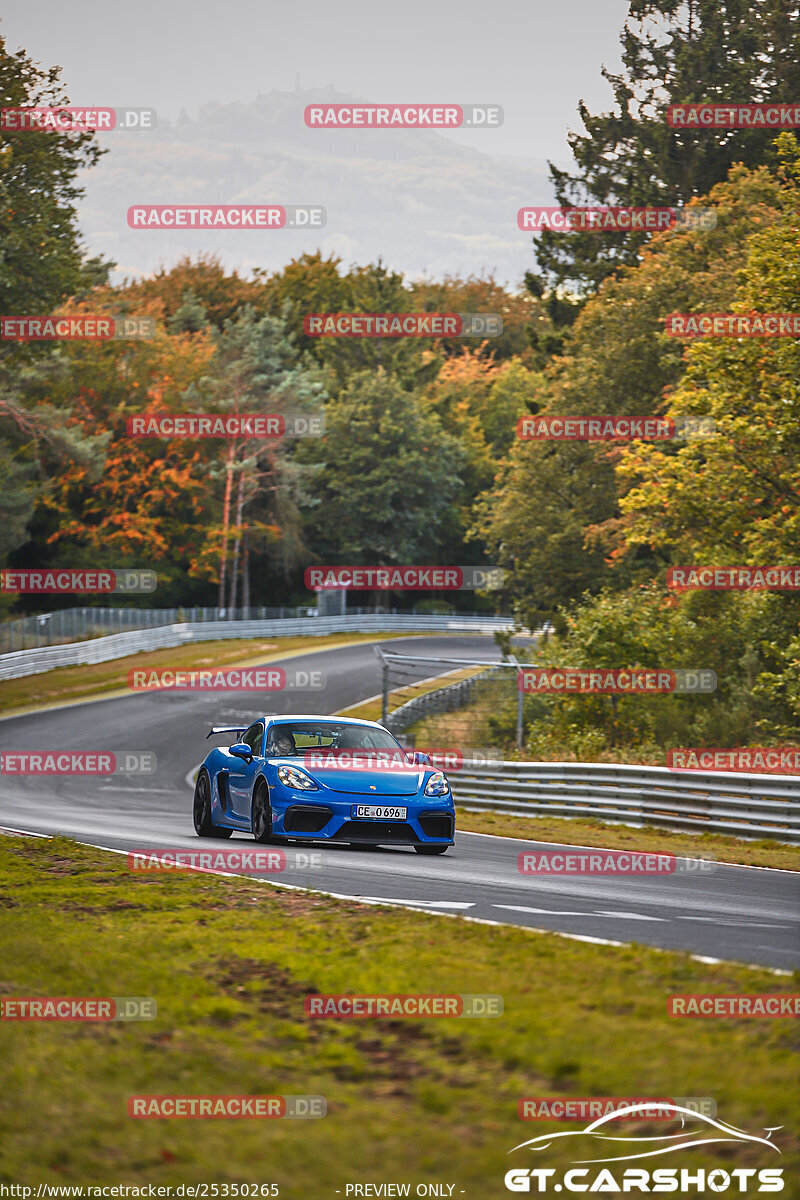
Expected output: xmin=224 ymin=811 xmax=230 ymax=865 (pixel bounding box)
xmin=0 ymin=635 xmax=797 ymax=971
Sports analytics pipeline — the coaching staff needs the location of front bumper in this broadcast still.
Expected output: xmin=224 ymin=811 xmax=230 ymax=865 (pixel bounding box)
xmin=271 ymin=789 xmax=455 ymax=844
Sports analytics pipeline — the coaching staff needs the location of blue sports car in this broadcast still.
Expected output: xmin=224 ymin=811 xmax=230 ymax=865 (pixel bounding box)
xmin=193 ymin=715 xmax=455 ymax=854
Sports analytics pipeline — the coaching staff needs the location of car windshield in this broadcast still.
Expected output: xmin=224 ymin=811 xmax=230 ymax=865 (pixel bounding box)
xmin=266 ymin=721 xmax=403 ymax=756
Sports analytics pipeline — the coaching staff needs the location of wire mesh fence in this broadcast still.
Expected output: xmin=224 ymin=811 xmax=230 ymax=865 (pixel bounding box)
xmin=376 ymin=650 xmax=525 ymax=752
xmin=0 ymin=604 xmax=489 ymax=653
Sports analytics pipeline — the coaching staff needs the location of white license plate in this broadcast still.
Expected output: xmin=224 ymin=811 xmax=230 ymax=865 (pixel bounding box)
xmin=352 ymin=805 xmax=407 ymax=820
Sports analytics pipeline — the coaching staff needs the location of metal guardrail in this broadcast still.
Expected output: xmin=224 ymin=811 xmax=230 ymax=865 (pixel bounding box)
xmin=450 ymin=760 xmax=800 ymax=842
xmin=385 ymin=666 xmax=504 ymax=733
xmin=0 ymin=615 xmax=517 ymax=681
xmin=0 ymin=604 xmax=495 ymax=652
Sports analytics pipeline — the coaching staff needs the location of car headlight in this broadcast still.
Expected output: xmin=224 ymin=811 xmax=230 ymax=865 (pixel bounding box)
xmin=424 ymin=771 xmax=450 ymax=797
xmin=277 ymin=765 xmax=319 ymax=791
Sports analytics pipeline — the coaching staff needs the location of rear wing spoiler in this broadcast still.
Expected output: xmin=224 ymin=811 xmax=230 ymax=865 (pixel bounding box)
xmin=206 ymin=724 xmax=247 ymax=740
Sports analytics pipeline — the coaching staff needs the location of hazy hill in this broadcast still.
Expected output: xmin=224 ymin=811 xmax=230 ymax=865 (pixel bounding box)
xmin=78 ymin=86 xmax=558 ymax=288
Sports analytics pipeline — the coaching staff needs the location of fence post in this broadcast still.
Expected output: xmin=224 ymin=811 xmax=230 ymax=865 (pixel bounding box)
xmin=508 ymin=656 xmax=524 ymax=749
xmin=374 ymin=646 xmax=389 ymax=725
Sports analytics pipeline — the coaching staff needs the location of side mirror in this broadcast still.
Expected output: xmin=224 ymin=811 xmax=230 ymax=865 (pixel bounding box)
xmin=229 ymin=742 xmax=253 ymax=762
xmin=411 ymin=750 xmax=432 ymax=766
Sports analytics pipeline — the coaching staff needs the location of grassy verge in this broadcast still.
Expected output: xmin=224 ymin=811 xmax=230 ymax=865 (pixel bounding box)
xmin=455 ymin=810 xmax=800 ymax=871
xmin=0 ymin=632 xmax=424 ymax=717
xmin=339 ymin=665 xmax=487 ymax=724
xmin=0 ymin=834 xmax=797 ymax=1187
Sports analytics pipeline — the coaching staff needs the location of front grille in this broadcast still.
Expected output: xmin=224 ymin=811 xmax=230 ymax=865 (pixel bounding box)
xmin=334 ymin=821 xmax=419 ymax=843
xmin=419 ymin=812 xmax=454 ymax=840
xmin=284 ymin=805 xmax=333 ymax=834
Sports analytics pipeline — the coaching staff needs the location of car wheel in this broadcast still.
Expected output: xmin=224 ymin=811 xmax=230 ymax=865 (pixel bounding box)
xmin=252 ymin=780 xmax=273 ymax=843
xmin=414 ymin=845 xmax=449 ymax=855
xmin=193 ymin=770 xmax=232 ymax=838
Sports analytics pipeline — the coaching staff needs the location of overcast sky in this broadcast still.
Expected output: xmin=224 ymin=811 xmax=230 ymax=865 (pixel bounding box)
xmin=1 ymin=0 xmax=630 ymax=161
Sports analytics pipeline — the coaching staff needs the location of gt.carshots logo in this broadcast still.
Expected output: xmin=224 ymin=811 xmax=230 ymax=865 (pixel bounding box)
xmin=127 ymin=667 xmax=325 ymax=691
xmin=518 ymin=668 xmax=717 ymax=693
xmin=304 ymin=103 xmax=502 ymax=128
xmin=306 ymin=566 xmax=503 ymax=591
xmin=0 ymin=569 xmax=156 ymax=594
xmin=505 ymin=1103 xmax=784 ymax=1193
xmin=517 ymin=206 xmax=715 ymax=231
xmin=303 ymin=313 xmax=502 ymax=337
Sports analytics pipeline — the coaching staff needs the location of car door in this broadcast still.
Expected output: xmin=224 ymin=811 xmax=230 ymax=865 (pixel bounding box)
xmin=227 ymin=721 xmax=264 ymax=820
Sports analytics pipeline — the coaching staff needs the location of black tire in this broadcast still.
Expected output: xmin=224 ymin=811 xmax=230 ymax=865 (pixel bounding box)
xmin=251 ymin=780 xmax=273 ymax=843
xmin=414 ymin=844 xmax=449 ymax=855
xmin=193 ymin=771 xmax=233 ymax=838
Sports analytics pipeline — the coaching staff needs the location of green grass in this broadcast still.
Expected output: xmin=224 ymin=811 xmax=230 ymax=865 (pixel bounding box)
xmin=0 ymin=835 xmax=797 ymax=1187
xmin=455 ymin=810 xmax=800 ymax=871
xmin=0 ymin=632 xmax=426 ymax=717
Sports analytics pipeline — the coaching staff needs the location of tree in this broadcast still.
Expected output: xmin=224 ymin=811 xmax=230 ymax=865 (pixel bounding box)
xmin=477 ymin=159 xmax=788 ymax=622
xmin=184 ymin=308 xmax=325 ymax=608
xmin=122 ymin=255 xmax=266 ymax=332
xmin=530 ymin=0 xmax=800 ymax=296
xmin=0 ymin=37 xmax=112 ymax=580
xmin=299 ymin=369 xmax=464 ymax=572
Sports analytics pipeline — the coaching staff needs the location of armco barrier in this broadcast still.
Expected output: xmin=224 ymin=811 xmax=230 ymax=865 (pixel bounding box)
xmin=0 ymin=615 xmax=517 ymax=682
xmin=450 ymin=760 xmax=800 ymax=842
